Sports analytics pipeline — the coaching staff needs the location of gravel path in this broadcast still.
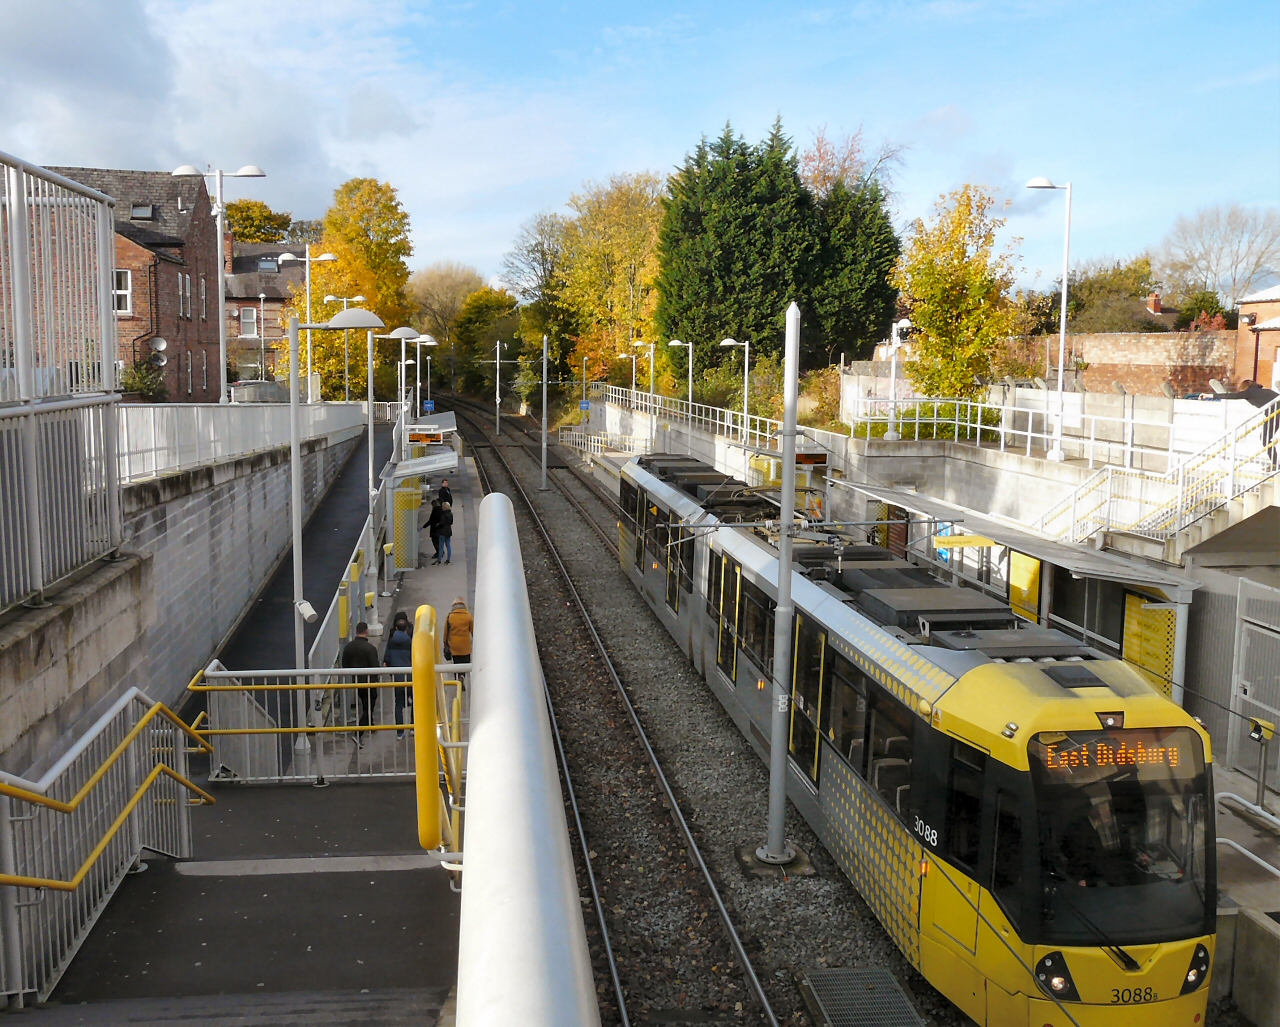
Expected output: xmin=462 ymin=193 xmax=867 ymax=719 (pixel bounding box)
xmin=453 ymin=399 xmax=1237 ymax=1027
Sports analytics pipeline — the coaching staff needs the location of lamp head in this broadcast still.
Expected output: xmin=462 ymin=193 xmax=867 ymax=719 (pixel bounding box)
xmin=278 ymin=253 xmax=297 ymax=262
xmin=719 ymin=338 xmax=739 ymax=347
xmin=171 ymin=164 xmax=202 ymax=177
xmin=668 ymin=339 xmax=688 ymax=348
xmin=323 ymin=294 xmax=337 ymax=303
xmin=233 ymin=165 xmax=266 ymax=178
xmin=352 ymin=294 xmax=366 ymax=303
xmin=388 ymin=326 xmax=419 ymax=339
xmin=259 ymin=292 xmax=266 ymax=300
xmin=327 ymin=307 xmax=386 ymax=330
xmin=1025 ymin=176 xmax=1057 ymax=190
xmin=418 ymin=335 xmax=438 ymax=346
xmin=315 ymin=252 xmax=338 ymax=262
xmin=403 ymin=359 xmax=415 ymax=365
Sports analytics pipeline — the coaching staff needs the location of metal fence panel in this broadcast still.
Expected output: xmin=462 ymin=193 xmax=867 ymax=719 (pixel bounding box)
xmin=1229 ymin=579 xmax=1280 ymax=789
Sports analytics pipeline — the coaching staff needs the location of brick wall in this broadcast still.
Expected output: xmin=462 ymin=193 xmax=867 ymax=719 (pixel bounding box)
xmin=115 ymin=187 xmax=221 ymax=402
xmin=1074 ymin=331 xmax=1235 ymax=395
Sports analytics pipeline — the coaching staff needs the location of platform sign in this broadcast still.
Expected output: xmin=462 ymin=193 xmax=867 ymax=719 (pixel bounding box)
xmin=579 ymin=400 xmax=590 ymax=411
xmin=422 ymin=400 xmax=435 ymax=413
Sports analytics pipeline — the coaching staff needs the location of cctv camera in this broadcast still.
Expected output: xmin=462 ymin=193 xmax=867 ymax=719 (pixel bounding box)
xmin=296 ymin=600 xmax=318 ymax=623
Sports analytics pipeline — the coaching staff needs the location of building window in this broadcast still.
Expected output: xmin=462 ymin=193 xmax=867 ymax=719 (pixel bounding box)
xmin=200 ymin=277 xmax=206 ymax=320
xmin=130 ymin=203 xmax=154 ymax=220
xmin=184 ymin=274 xmax=192 ymax=320
xmin=240 ymin=307 xmax=258 ymax=338
xmin=202 ymin=351 xmax=208 ymax=391
xmin=112 ymin=269 xmax=131 ymax=314
xmin=257 ymin=257 xmax=278 ymax=273
xmin=187 ymin=350 xmax=193 ymax=396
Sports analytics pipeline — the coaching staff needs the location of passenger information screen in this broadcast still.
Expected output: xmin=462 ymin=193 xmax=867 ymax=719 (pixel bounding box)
xmin=1031 ymin=728 xmax=1200 ymax=778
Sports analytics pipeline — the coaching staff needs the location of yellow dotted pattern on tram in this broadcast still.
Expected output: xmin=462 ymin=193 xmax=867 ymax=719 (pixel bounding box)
xmin=828 ymin=634 xmax=954 ymax=712
xmin=819 ymin=747 xmax=922 ymax=970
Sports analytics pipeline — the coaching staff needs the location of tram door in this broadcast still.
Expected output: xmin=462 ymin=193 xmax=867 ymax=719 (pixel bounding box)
xmin=665 ymin=524 xmax=681 ymax=612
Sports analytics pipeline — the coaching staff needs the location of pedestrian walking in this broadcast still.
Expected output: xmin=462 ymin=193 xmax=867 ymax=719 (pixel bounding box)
xmin=426 ymin=498 xmax=443 ymax=564
xmin=445 ymin=597 xmax=473 ymax=664
xmin=340 ymin=621 xmax=380 ymax=747
xmin=437 ymin=479 xmax=453 ymax=509
xmin=383 ymin=611 xmax=414 ymax=739
xmin=1216 ymin=379 xmax=1280 ymax=468
xmin=438 ymin=502 xmax=454 ymax=565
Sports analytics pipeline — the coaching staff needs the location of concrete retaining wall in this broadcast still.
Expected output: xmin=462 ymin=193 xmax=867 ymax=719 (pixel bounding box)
xmin=0 ymin=423 xmax=362 ymax=778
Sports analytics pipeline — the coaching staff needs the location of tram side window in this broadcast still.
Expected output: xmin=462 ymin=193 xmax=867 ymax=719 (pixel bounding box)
xmin=822 ymin=651 xmax=868 ymax=775
xmin=716 ymin=560 xmax=740 ymax=681
xmin=738 ymin=577 xmax=775 ymax=674
xmin=635 ymin=490 xmax=649 ymax=566
xmin=678 ymin=530 xmax=694 ymax=593
xmin=646 ymin=505 xmax=668 ymax=562
xmin=707 ymin=550 xmax=723 ymax=620
xmin=868 ymin=691 xmax=915 ymax=816
xmin=620 ymin=479 xmax=638 ymax=533
xmin=944 ymin=740 xmax=986 ymax=869
xmin=792 ymin=617 xmax=824 ymax=718
xmin=991 ymin=791 xmax=1024 ymax=925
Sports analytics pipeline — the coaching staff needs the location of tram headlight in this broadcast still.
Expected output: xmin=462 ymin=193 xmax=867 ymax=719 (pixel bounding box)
xmin=1034 ymin=952 xmax=1080 ymax=1002
xmin=1180 ymin=943 xmax=1211 ymax=995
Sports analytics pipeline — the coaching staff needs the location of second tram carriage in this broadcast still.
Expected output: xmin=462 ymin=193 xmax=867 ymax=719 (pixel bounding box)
xmin=617 ymin=454 xmax=1215 ymax=1027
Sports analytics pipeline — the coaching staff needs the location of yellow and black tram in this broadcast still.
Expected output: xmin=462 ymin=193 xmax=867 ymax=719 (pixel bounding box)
xmin=617 ymin=454 xmax=1216 ymax=1027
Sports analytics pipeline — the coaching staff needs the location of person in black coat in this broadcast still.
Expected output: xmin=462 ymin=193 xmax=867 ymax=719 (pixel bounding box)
xmin=437 ymin=479 xmax=453 ymax=509
xmin=340 ymin=621 xmax=380 ymax=746
xmin=382 ymin=610 xmax=413 ymax=738
xmin=425 ymin=499 xmax=443 ymax=563
xmin=437 ymin=502 xmax=454 ymax=565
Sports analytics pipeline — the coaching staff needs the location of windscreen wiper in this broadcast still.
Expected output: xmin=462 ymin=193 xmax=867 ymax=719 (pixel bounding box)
xmin=1046 ymin=877 xmax=1142 ymax=972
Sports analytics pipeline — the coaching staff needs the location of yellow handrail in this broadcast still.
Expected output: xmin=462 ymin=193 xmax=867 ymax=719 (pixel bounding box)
xmin=0 ymin=764 xmax=215 ymax=892
xmin=0 ymin=702 xmax=212 ymax=814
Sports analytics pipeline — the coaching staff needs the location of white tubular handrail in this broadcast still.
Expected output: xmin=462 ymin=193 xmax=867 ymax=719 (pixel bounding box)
xmin=456 ymin=493 xmax=599 ymax=1027
xmin=1217 ymin=838 xmax=1280 ymax=878
xmin=1217 ymin=793 xmax=1280 ymax=831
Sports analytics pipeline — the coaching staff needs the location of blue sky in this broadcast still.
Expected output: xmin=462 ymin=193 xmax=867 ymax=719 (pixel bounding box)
xmin=1 ymin=0 xmax=1276 ymax=291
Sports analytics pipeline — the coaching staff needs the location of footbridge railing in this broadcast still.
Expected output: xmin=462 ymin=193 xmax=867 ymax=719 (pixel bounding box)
xmin=0 ymin=689 xmax=213 ymax=1006
xmin=1036 ymin=396 xmax=1280 ymax=542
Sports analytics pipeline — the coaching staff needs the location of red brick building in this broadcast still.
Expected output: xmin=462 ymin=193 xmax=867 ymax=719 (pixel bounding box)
xmin=48 ymin=167 xmax=221 ymax=402
xmin=223 ymin=239 xmax=303 ymax=380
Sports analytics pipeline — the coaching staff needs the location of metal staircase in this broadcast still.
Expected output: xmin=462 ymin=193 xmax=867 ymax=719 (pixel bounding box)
xmin=1037 ymin=398 xmax=1280 ymax=559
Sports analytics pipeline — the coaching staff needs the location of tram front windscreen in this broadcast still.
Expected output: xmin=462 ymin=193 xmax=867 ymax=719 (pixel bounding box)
xmin=1027 ymin=727 xmax=1213 ymax=946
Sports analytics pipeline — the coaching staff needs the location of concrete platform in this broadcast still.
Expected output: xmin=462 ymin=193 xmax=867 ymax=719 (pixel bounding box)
xmin=1215 ymin=764 xmax=1280 ymax=915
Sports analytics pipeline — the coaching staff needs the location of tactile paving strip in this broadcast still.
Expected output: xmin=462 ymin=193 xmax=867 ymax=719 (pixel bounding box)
xmin=801 ymin=966 xmax=926 ymax=1027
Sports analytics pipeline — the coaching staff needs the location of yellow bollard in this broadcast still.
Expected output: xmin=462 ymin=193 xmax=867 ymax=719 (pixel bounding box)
xmin=412 ymin=604 xmax=442 ymax=849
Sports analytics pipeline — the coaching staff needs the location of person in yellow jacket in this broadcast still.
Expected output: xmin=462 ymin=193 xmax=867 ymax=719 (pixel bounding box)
xmin=444 ymin=597 xmax=473 ymax=664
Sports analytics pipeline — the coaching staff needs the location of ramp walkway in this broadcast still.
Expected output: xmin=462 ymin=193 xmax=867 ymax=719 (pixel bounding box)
xmin=3 ymin=427 xmax=470 ymax=1023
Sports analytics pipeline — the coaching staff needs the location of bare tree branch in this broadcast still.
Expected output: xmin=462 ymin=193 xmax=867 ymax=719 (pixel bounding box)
xmin=1157 ymin=204 xmax=1280 ymax=306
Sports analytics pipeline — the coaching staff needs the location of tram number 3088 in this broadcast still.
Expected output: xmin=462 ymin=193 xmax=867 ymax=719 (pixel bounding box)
xmin=1113 ymin=988 xmax=1157 ymax=1004
xmin=913 ymin=816 xmax=938 ymax=847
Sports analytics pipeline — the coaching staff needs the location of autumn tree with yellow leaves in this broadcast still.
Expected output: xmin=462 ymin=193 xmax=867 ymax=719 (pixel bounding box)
xmin=279 ymin=178 xmax=412 ymax=400
xmin=890 ymin=185 xmax=1022 ymax=398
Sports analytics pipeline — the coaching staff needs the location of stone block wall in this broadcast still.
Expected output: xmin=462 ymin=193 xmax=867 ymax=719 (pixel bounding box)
xmin=122 ymin=426 xmax=362 ymax=710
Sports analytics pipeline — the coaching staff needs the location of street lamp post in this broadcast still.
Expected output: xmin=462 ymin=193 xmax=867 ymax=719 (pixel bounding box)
xmin=171 ymin=163 xmax=266 ymax=404
xmin=719 ymin=338 xmax=750 ymax=441
xmin=616 ymin=351 xmax=637 ymax=392
xmin=668 ymin=340 xmax=693 ymax=455
xmin=381 ymin=327 xmax=420 ymax=463
xmin=633 ymin=340 xmax=656 ymax=452
xmin=415 ymin=335 xmax=438 ymax=418
xmin=328 ymin=306 xmax=386 ymax=635
xmin=280 ymin=247 xmax=338 ymax=403
xmin=885 ymin=319 xmax=911 ymax=442
xmin=540 ymin=335 xmax=549 ymax=492
xmin=1026 ymin=176 xmax=1073 ymax=462
xmin=258 ymin=292 xmax=267 ymax=381
xmin=324 ymin=294 xmax=366 ymax=402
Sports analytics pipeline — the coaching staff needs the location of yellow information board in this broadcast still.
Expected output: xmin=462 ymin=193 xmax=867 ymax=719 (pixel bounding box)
xmin=1009 ymin=552 xmax=1041 ymax=622
xmin=1122 ymin=593 xmax=1175 ymax=698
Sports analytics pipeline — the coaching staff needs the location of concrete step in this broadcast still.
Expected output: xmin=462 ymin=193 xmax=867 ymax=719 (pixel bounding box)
xmin=18 ymin=987 xmax=448 ymax=1026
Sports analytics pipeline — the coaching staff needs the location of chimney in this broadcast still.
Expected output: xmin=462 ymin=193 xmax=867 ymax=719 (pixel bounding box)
xmin=224 ymin=232 xmax=234 ymax=276
xmin=1147 ymin=292 xmax=1162 ymax=314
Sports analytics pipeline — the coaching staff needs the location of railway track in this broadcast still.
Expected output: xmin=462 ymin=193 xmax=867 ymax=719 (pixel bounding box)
xmin=452 ymin=402 xmax=778 ymax=1027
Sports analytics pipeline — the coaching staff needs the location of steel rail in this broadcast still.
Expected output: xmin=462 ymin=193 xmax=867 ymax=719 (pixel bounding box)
xmin=0 ymin=764 xmax=215 ymax=892
xmin=458 ymin=405 xmax=780 ymax=1027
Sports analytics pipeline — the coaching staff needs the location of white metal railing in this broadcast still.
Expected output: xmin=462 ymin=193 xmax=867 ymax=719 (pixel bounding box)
xmin=0 ymin=688 xmax=207 ymax=1004
xmin=115 ymin=401 xmax=365 ymax=483
xmin=590 ymin=382 xmax=1259 ymax=475
xmin=194 ymin=661 xmax=469 ymax=786
xmin=557 ymin=425 xmax=647 ymax=455
xmin=1037 ymin=397 xmax=1280 ymax=542
xmin=456 ymin=492 xmax=597 ymax=1027
xmin=372 ymin=401 xmax=397 ymax=423
xmin=0 ymin=152 xmax=120 ymax=610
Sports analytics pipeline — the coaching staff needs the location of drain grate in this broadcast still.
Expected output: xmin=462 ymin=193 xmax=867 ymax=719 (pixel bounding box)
xmin=799 ymin=966 xmax=926 ymax=1027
